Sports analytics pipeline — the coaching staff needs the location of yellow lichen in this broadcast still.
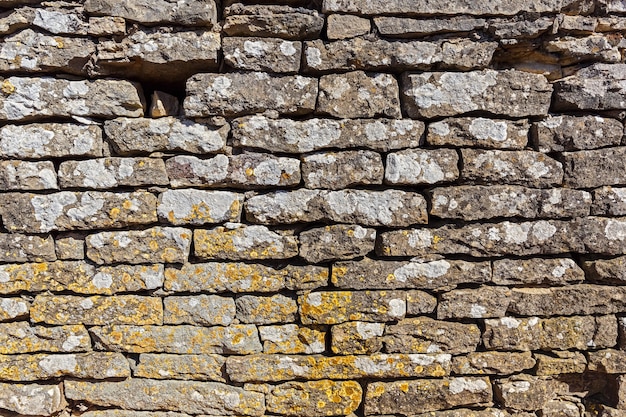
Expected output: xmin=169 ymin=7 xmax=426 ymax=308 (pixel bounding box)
xmin=1 ymin=79 xmax=15 ymax=95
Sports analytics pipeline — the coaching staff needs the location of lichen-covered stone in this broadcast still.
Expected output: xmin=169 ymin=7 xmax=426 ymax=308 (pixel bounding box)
xmin=327 ymin=14 xmax=370 ymax=39
xmin=554 ymin=63 xmax=626 ymax=111
xmin=0 ymin=160 xmax=57 ymax=190
xmin=55 ymin=236 xmax=84 ymax=260
xmin=0 ymin=234 xmax=56 ymax=263
xmin=164 ymin=295 xmax=235 ymax=326
xmin=157 ymin=190 xmax=243 ymax=226
xmin=331 ymin=258 xmax=491 ymax=290
xmin=493 ymin=258 xmax=584 ymax=285
xmin=299 ymin=290 xmax=406 ymax=324
xmin=563 ymin=148 xmax=626 ymax=188
xmin=259 ymin=324 xmax=326 ymax=354
xmin=2 ymin=191 xmax=157 ymax=233
xmin=86 ymin=227 xmax=191 ymax=265
xmin=232 ymin=116 xmax=424 ymax=153
xmin=0 ymin=77 xmax=144 ymax=121
xmin=30 ymin=294 xmax=163 ymax=325
xmin=452 ymin=351 xmax=536 ymax=375
xmin=65 ymin=379 xmax=264 ymax=415
xmin=0 ymin=352 xmax=129 ymax=381
xmin=437 ymin=287 xmax=511 ymax=319
xmin=401 ymin=69 xmax=552 ymax=118
xmin=580 ymin=216 xmax=626 ymax=255
xmin=547 ymin=35 xmax=622 ymax=65
xmin=384 ymin=317 xmax=481 ymax=354
xmin=588 ymin=349 xmax=626 ymax=373
xmin=134 ymin=354 xmax=226 ymax=381
xmin=483 ymin=315 xmax=617 ymax=351
xmin=488 ymin=16 xmax=556 ymax=40
xmin=584 ymin=256 xmax=626 ymax=284
xmin=81 ymin=412 xmax=191 ymax=417
xmin=0 ymin=8 xmax=31 ymax=36
xmin=184 ymin=72 xmax=317 ymax=117
xmin=104 ymin=117 xmax=227 ymax=155
xmin=364 ymin=377 xmax=493 ymax=415
xmin=317 ymin=71 xmax=401 ymax=118
xmin=223 ymin=37 xmax=302 ymax=73
xmin=0 ymin=382 xmax=65 ymax=416
xmin=374 ymin=16 xmax=487 ymax=37
xmin=592 ymin=187 xmax=626 ymax=216
xmin=223 ymin=4 xmax=324 ymax=40
xmin=407 ymin=290 xmax=438 ymax=315
xmin=58 ymin=157 xmax=168 ymax=189
xmin=427 ymin=117 xmax=529 ymax=149
xmin=0 ymin=297 xmax=29 ymax=322
xmin=0 ymin=322 xmax=91 ymax=354
xmin=90 ymin=325 xmax=262 ymax=354
xmin=299 ymin=224 xmax=376 ymax=263
xmin=385 ymin=148 xmax=459 ymax=185
xmin=494 ymin=375 xmax=567 ymax=411
xmin=534 ymin=351 xmax=587 ymax=375
xmin=430 ymin=185 xmax=590 ymax=220
xmin=331 ymin=321 xmax=384 ymax=354
xmin=84 ymin=0 xmax=217 ymax=26
xmin=532 ymin=115 xmax=623 ymax=152
xmin=236 ymin=294 xmax=297 ymax=325
xmin=302 ymin=150 xmax=384 ymax=189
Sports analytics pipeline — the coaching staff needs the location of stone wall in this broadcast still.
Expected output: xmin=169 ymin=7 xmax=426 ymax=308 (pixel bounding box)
xmin=2 ymin=0 xmax=626 ymax=415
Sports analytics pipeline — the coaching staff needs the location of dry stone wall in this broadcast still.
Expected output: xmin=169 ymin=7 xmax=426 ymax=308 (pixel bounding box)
xmin=3 ymin=0 xmax=626 ymax=415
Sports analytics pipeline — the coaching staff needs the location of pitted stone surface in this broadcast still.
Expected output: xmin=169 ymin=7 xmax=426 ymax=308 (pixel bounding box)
xmin=493 ymin=258 xmax=584 ymax=285
xmin=236 ymin=294 xmax=298 ymax=325
xmin=299 ymin=224 xmax=376 ymax=263
xmin=532 ymin=115 xmax=623 ymax=152
xmin=562 ymin=147 xmax=626 ymax=188
xmin=164 ymin=295 xmax=235 ymax=326
xmin=58 ymin=157 xmax=168 ymax=189
xmin=134 ymin=353 xmax=226 ymax=381
xmin=384 ymin=317 xmax=481 ymax=354
xmin=385 ymin=149 xmax=459 ymax=185
xmin=0 ymin=382 xmax=65 ymax=416
xmin=0 ymin=322 xmax=91 ymax=354
xmin=592 ymin=186 xmax=626 ymax=216
xmin=223 ymin=37 xmax=302 ymax=73
xmin=427 ymin=117 xmax=529 ymax=149
xmin=84 ymin=0 xmax=217 ymax=26
xmin=554 ymin=63 xmax=626 ymax=110
xmin=452 ymin=351 xmax=536 ymax=375
xmin=259 ymin=324 xmax=326 ymax=354
xmin=302 ymin=150 xmax=384 ymax=190
xmin=0 ymin=160 xmax=57 ymax=190
xmin=0 ymin=233 xmax=56 ymax=262
xmin=158 ymin=189 xmax=243 ymax=226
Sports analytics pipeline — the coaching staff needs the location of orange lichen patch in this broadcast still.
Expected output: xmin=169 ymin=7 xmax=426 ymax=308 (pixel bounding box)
xmin=1 ymin=79 xmax=15 ymax=95
xmin=267 ymin=380 xmax=362 ymax=416
xmin=299 ymin=291 xmax=353 ymax=325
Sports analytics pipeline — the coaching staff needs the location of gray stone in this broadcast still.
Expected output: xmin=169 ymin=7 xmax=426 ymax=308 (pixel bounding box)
xmin=437 ymin=287 xmax=512 ymax=319
xmin=29 ymin=6 xmax=87 ymax=35
xmin=374 ymin=16 xmax=487 ymax=37
xmin=84 ymin=0 xmax=217 ymax=26
xmin=554 ymin=63 xmax=626 ymax=111
xmin=158 ymin=190 xmax=243 ymax=225
xmin=302 ymin=150 xmax=384 ymax=190
xmin=385 ymin=149 xmax=459 ymax=185
xmin=562 ymin=147 xmax=626 ymax=188
xmin=0 ymin=8 xmax=31 ymax=36
xmin=384 ymin=317 xmax=481 ymax=354
xmin=134 ymin=354 xmax=226 ymax=381
xmin=0 ymin=234 xmax=56 ymax=262
xmin=327 ymin=14 xmax=370 ymax=39
xmin=494 ymin=375 xmax=566 ymax=411
xmin=259 ymin=324 xmax=326 ymax=354
xmin=0 ymin=322 xmax=91 ymax=354
xmin=592 ymin=187 xmax=626 ymax=216
xmin=559 ymin=15 xmax=598 ymax=33
xmin=493 ymin=258 xmax=584 ymax=286
xmin=223 ymin=37 xmax=301 ymax=73
xmin=0 ymin=297 xmax=29 ymax=322
xmin=407 ymin=290 xmax=439 ymax=315
xmin=331 ymin=321 xmax=384 ymax=354
xmin=401 ymin=69 xmax=552 ymax=118
xmin=427 ymin=117 xmax=529 ymax=149
xmin=534 ymin=351 xmax=587 ymax=375
xmin=580 ymin=216 xmax=626 ymax=255
xmin=299 ymin=224 xmax=376 ymax=263
xmin=584 ymin=256 xmax=626 ymax=284
xmin=547 ymin=35 xmax=622 ymax=65
xmin=88 ymin=16 xmax=126 ymax=37
xmin=452 ymin=351 xmax=536 ymax=375
xmin=488 ymin=16 xmax=555 ymax=39
xmin=0 ymin=160 xmax=57 ymax=190
xmin=58 ymin=157 xmax=168 ymax=189
xmin=164 ymin=296 xmax=235 ymax=326
xmin=0 ymin=382 xmax=65 ymax=416
xmin=55 ymin=236 xmax=84 ymax=260
xmin=236 ymin=294 xmax=297 ymax=325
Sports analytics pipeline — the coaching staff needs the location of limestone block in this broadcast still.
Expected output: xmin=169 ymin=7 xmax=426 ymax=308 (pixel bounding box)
xmin=592 ymin=187 xmax=626 ymax=216
xmin=437 ymin=286 xmax=512 ymax=319
xmin=302 ymin=150 xmax=384 ymax=189
xmin=427 ymin=117 xmax=529 ymax=149
xmin=0 ymin=382 xmax=65 ymax=416
xmin=563 ymin=147 xmax=626 ymax=188
xmin=0 ymin=160 xmax=57 ymax=190
xmin=384 ymin=317 xmax=481 ymax=354
xmin=534 ymin=351 xmax=587 ymax=375
xmin=223 ymin=37 xmax=301 ymax=73
xmin=580 ymin=217 xmax=626 ymax=255
xmin=493 ymin=258 xmax=584 ymax=285
xmin=494 ymin=375 xmax=567 ymax=411
xmin=55 ymin=236 xmax=84 ymax=260
xmin=331 ymin=321 xmax=384 ymax=354
xmin=0 ymin=322 xmax=91 ymax=354
xmin=263 ymin=380 xmax=361 ymax=416
xmin=532 ymin=115 xmax=623 ymax=152
xmin=299 ymin=224 xmax=376 ymax=263
xmin=134 ymin=354 xmax=226 ymax=381
xmin=259 ymin=324 xmax=326 ymax=354
xmin=588 ymin=349 xmax=626 ymax=373
xmin=58 ymin=157 xmax=168 ymax=189
xmin=236 ymin=294 xmax=297 ymax=325
xmin=385 ymin=149 xmax=459 ymax=185
xmin=0 ymin=234 xmax=56 ymax=262
xmin=584 ymin=256 xmax=626 ymax=284
xmin=327 ymin=14 xmax=370 ymax=39
xmin=452 ymin=351 xmax=536 ymax=375
xmin=407 ymin=290 xmax=438 ymax=315
xmin=554 ymin=63 xmax=626 ymax=111
xmin=84 ymin=0 xmax=217 ymax=26
xmin=164 ymin=295 xmax=235 ymax=326
xmin=0 ymin=297 xmax=29 ymax=321
xmin=157 ymin=189 xmax=243 ymax=225
xmin=374 ymin=16 xmax=486 ymax=37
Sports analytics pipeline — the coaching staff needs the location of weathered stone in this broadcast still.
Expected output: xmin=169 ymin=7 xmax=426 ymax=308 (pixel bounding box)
xmin=428 ymin=117 xmax=529 ymax=150
xmin=149 ymin=91 xmax=180 ymax=118
xmin=30 ymin=294 xmax=163 ymax=325
xmin=184 ymin=72 xmax=317 ymax=117
xmin=166 ymin=154 xmax=301 ymax=189
xmin=413 ymin=409 xmax=521 ymax=417
xmin=0 ymin=382 xmax=65 ymax=416
xmin=245 ymin=189 xmax=428 ymax=227
xmin=0 ymin=352 xmax=129 ymax=381
xmin=0 ymin=8 xmax=31 ymax=36
xmin=165 ymin=263 xmax=326 ymax=293
xmin=236 ymin=294 xmax=297 ymax=325
xmin=584 ymin=256 xmax=626 ymax=284
xmin=27 ymin=6 xmax=88 ymax=35
xmin=332 ymin=258 xmax=491 ymax=291
xmin=81 ymin=412 xmax=191 ymax=417
xmin=227 ymin=353 xmax=450 ymax=382
xmin=547 ymin=35 xmax=622 ymax=65
xmin=223 ymin=4 xmax=324 ymax=40
xmin=588 ymin=349 xmax=626 ymax=373
xmin=488 ymin=17 xmax=557 ymax=39
xmin=0 ymin=77 xmax=144 ymax=121
xmin=0 ymin=297 xmax=29 ymax=322
xmin=542 ymin=399 xmax=585 ymax=417
xmin=86 ymin=227 xmax=192 ymax=265
xmin=378 ymin=220 xmax=581 ymax=258
xmin=2 ymin=191 xmax=157 ymax=233
xmin=327 ymin=14 xmax=370 ymax=39
xmin=65 ymin=379 xmax=264 ymax=415
xmin=0 ymin=29 xmax=95 ymax=74
xmin=300 ymin=291 xmax=405 ymax=325
xmin=58 ymin=157 xmax=168 ymax=189
xmin=317 ymin=71 xmax=401 ymax=118
xmin=493 ymin=258 xmax=584 ymax=285
xmin=90 ymin=325 xmax=262 ymax=354
xmin=0 ymin=234 xmax=56 ymax=263
xmin=592 ymin=187 xmax=626 ymax=216
xmin=364 ymin=377 xmax=493 ymax=415
xmin=331 ymin=321 xmax=384 ymax=354
xmin=563 ymin=148 xmax=626 ymax=188
xmin=0 ymin=160 xmax=56 ymax=190
xmin=299 ymin=224 xmax=376 ymax=263
xmin=554 ymin=63 xmax=626 ymax=111
xmin=374 ymin=16 xmax=486 ymax=37
xmin=384 ymin=317 xmax=481 ymax=354
xmin=302 ymin=150 xmax=384 ymax=189
xmin=158 ymin=190 xmax=243 ymax=226
xmin=259 ymin=324 xmax=326 ymax=354
xmin=534 ymin=351 xmax=587 ymax=375
xmin=134 ymin=354 xmax=225 ymax=381
xmin=533 ymin=115 xmax=623 ymax=152
xmin=55 ymin=236 xmax=84 ymax=260
xmin=559 ymin=15 xmax=598 ymax=33
xmin=580 ymin=217 xmax=626 ymax=255
xmin=105 ymin=117 xmax=227 ymax=155
xmin=483 ymin=315 xmax=617 ymax=351
xmin=194 ymin=224 xmax=298 ymax=260
xmin=494 ymin=375 xmax=567 ymax=411
xmin=430 ymin=186 xmax=590 ymax=220
xmin=232 ymin=116 xmax=424 ymax=153
xmin=263 ymin=380 xmax=361 ymax=416
xmin=84 ymin=0 xmax=217 ymax=26
xmin=401 ymin=70 xmax=552 ymax=118
xmin=88 ymin=16 xmax=126 ymax=37
xmin=452 ymin=352 xmax=536 ymax=375
xmin=438 ymin=287 xmax=511 ymax=319
xmin=0 ymin=123 xmax=103 ymax=159
xmin=0 ymin=322 xmax=91 ymax=354
xmin=223 ymin=37 xmax=301 ymax=73
xmin=164 ymin=296 xmax=235 ymax=327
xmin=385 ymin=149 xmax=459 ymax=185
xmin=407 ymin=290 xmax=438 ymax=315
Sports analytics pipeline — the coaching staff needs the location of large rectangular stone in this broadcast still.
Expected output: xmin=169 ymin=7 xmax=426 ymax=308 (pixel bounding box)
xmin=0 ymin=160 xmax=57 ymax=190
xmin=374 ymin=16 xmax=487 ymax=37
xmin=164 ymin=295 xmax=235 ymax=326
xmin=0 ymin=234 xmax=56 ymax=262
xmin=331 ymin=321 xmax=384 ymax=354
xmin=58 ymin=157 xmax=169 ymax=189
xmin=493 ymin=258 xmax=584 ymax=285
xmin=302 ymin=150 xmax=384 ymax=189
xmin=385 ymin=148 xmax=459 ymax=185
xmin=563 ymin=147 xmax=626 ymax=188
xmin=437 ymin=287 xmax=511 ymax=319
xmin=427 ymin=117 xmax=529 ymax=149
xmin=223 ymin=37 xmax=302 ymax=73
xmin=384 ymin=317 xmax=481 ymax=354
xmin=554 ymin=63 xmax=626 ymax=111
xmin=84 ymin=0 xmax=217 ymax=26
xmin=0 ymin=382 xmax=65 ymax=416
xmin=157 ymin=189 xmax=243 ymax=226
xmin=0 ymin=322 xmax=91 ymax=354
xmin=134 ymin=354 xmax=226 ymax=381
xmin=532 ymin=115 xmax=623 ymax=152
xmin=299 ymin=224 xmax=376 ymax=263
xmin=452 ymin=351 xmax=536 ymax=376
xmin=236 ymin=294 xmax=297 ymax=325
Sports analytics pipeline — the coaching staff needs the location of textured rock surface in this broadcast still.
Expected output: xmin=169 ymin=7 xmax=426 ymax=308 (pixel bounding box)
xmin=58 ymin=157 xmax=168 ymax=189
xmin=223 ymin=37 xmax=302 ymax=73
xmin=84 ymin=0 xmax=217 ymax=26
xmin=223 ymin=4 xmax=324 ymax=39
xmin=157 ymin=190 xmax=243 ymax=225
xmin=385 ymin=149 xmax=459 ymax=185
xmin=299 ymin=224 xmax=376 ymax=263
xmin=0 ymin=322 xmax=91 ymax=354
xmin=554 ymin=63 xmax=626 ymax=110
xmin=427 ymin=117 xmax=529 ymax=149
xmin=262 ymin=380 xmax=361 ymax=416
xmin=0 ymin=382 xmax=65 ymax=415
xmin=384 ymin=318 xmax=481 ymax=354
xmin=532 ymin=115 xmax=623 ymax=152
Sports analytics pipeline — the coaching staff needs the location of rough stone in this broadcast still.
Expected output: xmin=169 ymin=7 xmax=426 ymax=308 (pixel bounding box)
xmin=232 ymin=116 xmax=424 ymax=153
xmin=488 ymin=17 xmax=556 ymax=39
xmin=299 ymin=290 xmax=405 ymax=324
xmin=0 ymin=160 xmax=57 ymax=190
xmin=0 ymin=297 xmax=29 ymax=322
xmin=259 ymin=324 xmax=326 ymax=354
xmin=86 ymin=227 xmax=192 ymax=265
xmin=452 ymin=351 xmax=536 ymax=375
xmin=584 ymin=256 xmax=626 ymax=284
xmin=427 ymin=117 xmax=529 ymax=150
xmin=0 ymin=234 xmax=56 ymax=263
xmin=407 ymin=290 xmax=438 ymax=315
xmin=134 ymin=354 xmax=226 ymax=381
xmin=164 ymin=296 xmax=235 ymax=327
xmin=236 ymin=294 xmax=297 ymax=325
xmin=80 ymin=412 xmax=191 ymax=417
xmin=1 ymin=191 xmax=157 ymax=233
xmin=364 ymin=377 xmax=493 ymax=415
xmin=331 ymin=258 xmax=491 ymax=291
xmin=563 ymin=148 xmax=626 ymax=188
xmin=554 ymin=63 xmax=626 ymax=111
xmin=302 ymin=150 xmax=384 ymax=189
xmin=493 ymin=258 xmax=584 ymax=286
xmin=547 ymin=35 xmax=622 ymax=65
xmin=149 ymin=91 xmax=180 ymax=118
xmin=331 ymin=321 xmax=384 ymax=354
xmin=374 ymin=16 xmax=487 ymax=37
xmin=494 ymin=375 xmax=567 ymax=411
xmin=90 ymin=324 xmax=262 ymax=354
xmin=262 ymin=380 xmax=361 ymax=416
xmin=0 ymin=77 xmax=144 ymax=121
xmin=532 ymin=115 xmax=623 ymax=152
xmin=534 ymin=351 xmax=587 ymax=375
xmin=223 ymin=37 xmax=302 ymax=73
xmin=327 ymin=14 xmax=370 ymax=39
xmin=184 ymin=72 xmax=317 ymax=117
xmin=385 ymin=149 xmax=459 ymax=185
xmin=157 ymin=190 xmax=243 ymax=225
xmin=0 ymin=322 xmax=91 ymax=354
xmin=483 ymin=315 xmax=617 ymax=351
xmin=592 ymin=187 xmax=626 ymax=216
xmin=299 ymin=224 xmax=376 ymax=263
xmin=65 ymin=379 xmax=264 ymax=415
xmin=580 ymin=216 xmax=626 ymax=255
xmin=0 ymin=8 xmax=31 ymax=36
xmin=55 ymin=236 xmax=84 ymax=260
xmin=401 ymin=69 xmax=552 ymax=118
xmin=84 ymin=0 xmax=217 ymax=26
xmin=194 ymin=224 xmax=298 ymax=260
xmin=437 ymin=286 xmax=512 ymax=319
xmin=88 ymin=16 xmax=126 ymax=37
xmin=58 ymin=157 xmax=168 ymax=189
xmin=384 ymin=317 xmax=481 ymax=354
xmin=25 ymin=6 xmax=87 ymax=35
xmin=0 ymin=382 xmax=65 ymax=416
xmin=0 ymin=123 xmax=103 ymax=159
xmin=588 ymin=349 xmax=626 ymax=373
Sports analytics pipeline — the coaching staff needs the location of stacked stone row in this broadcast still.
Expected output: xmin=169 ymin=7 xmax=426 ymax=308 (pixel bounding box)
xmin=4 ymin=0 xmax=626 ymax=416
